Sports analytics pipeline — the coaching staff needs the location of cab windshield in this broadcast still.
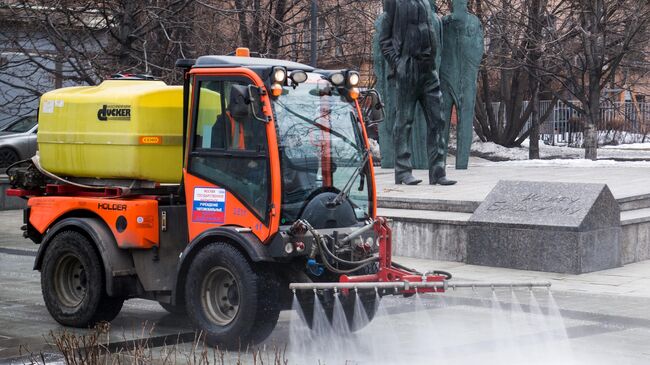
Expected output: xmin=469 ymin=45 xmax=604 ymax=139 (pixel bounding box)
xmin=273 ymin=74 xmax=371 ymax=225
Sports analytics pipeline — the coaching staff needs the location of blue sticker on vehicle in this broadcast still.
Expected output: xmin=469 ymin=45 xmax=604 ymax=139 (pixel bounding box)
xmin=192 ymin=187 xmax=226 ymax=223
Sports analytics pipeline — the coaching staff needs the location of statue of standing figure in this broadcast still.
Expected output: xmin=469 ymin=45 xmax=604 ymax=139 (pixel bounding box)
xmin=373 ymin=13 xmax=397 ymax=170
xmin=440 ymin=0 xmax=485 ymax=170
xmin=429 ymin=0 xmax=443 ymax=75
xmin=378 ymin=0 xmax=456 ymax=186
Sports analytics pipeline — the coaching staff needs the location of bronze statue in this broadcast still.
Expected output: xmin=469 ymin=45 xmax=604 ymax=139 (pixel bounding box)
xmin=440 ymin=0 xmax=484 ymax=170
xmin=379 ymin=0 xmax=456 ymax=185
xmin=373 ymin=13 xmax=397 ymax=169
xmin=429 ymin=0 xmax=443 ymax=75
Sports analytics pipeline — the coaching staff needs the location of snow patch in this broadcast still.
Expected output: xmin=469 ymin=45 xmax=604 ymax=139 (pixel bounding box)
xmin=601 ymin=142 xmax=650 ymax=150
xmin=491 ymin=159 xmax=650 ymax=168
xmin=469 ymin=140 xmax=650 ymax=162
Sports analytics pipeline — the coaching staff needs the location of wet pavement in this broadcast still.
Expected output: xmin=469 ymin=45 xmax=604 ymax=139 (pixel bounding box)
xmin=1 ymin=209 xmax=650 ymax=364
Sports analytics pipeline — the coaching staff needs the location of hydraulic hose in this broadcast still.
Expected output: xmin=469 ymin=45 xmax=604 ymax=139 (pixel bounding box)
xmin=320 ymin=254 xmax=377 ymax=275
xmin=317 ymin=236 xmax=379 ymax=266
xmin=300 ymin=220 xmax=379 ymax=274
xmin=427 ymin=270 xmax=453 ymax=280
xmin=5 ymin=158 xmax=30 ymax=177
xmin=306 ymin=221 xmax=379 ymax=266
xmin=390 ymin=261 xmax=421 ymax=274
xmin=390 ymin=261 xmax=453 ymax=280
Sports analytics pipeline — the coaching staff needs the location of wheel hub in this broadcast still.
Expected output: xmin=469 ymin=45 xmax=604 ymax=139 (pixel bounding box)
xmin=53 ymin=254 xmax=87 ymax=307
xmin=202 ymin=267 xmax=240 ymax=326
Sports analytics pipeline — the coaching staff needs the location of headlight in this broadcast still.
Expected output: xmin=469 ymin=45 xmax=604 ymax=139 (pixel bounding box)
xmin=290 ymin=70 xmax=308 ymax=84
xmin=330 ymin=72 xmax=345 ymax=86
xmin=347 ymin=71 xmax=360 ymax=87
xmin=272 ymin=67 xmax=287 ymax=84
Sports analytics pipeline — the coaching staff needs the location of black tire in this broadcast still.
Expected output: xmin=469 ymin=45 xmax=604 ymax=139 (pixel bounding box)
xmin=248 ymin=263 xmax=281 ymax=344
xmin=184 ymin=243 xmax=280 ymax=348
xmin=41 ymin=231 xmax=124 ymax=327
xmin=159 ymin=301 xmax=187 ymax=315
xmin=297 ymin=289 xmax=379 ymax=332
xmin=0 ymin=148 xmax=19 ymax=168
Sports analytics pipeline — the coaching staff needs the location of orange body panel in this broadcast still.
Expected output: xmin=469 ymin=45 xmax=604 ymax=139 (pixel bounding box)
xmin=184 ymin=67 xmax=282 ymax=243
xmin=354 ymin=100 xmax=378 ymax=219
xmin=29 ymin=196 xmax=160 ymax=249
xmin=184 ymin=172 xmax=273 ymax=242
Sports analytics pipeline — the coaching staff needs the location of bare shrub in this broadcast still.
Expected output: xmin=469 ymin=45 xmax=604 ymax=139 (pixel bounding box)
xmin=43 ymin=323 xmax=290 ymax=365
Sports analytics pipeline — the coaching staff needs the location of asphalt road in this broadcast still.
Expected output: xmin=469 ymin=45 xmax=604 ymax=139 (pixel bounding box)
xmin=2 ymin=210 xmax=650 ymax=364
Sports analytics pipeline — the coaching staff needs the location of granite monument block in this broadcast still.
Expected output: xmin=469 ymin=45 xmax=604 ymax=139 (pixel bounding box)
xmin=468 ymin=180 xmax=621 ymax=274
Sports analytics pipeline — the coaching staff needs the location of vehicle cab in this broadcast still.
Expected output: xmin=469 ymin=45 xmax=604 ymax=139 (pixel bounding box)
xmin=180 ymin=52 xmax=378 ymax=249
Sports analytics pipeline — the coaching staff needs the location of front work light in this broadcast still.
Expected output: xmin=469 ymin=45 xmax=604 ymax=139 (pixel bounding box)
xmin=347 ymin=71 xmax=360 ymax=87
xmin=290 ymin=70 xmax=308 ymax=84
xmin=330 ymin=72 xmax=345 ymax=86
xmin=272 ymin=67 xmax=287 ymax=84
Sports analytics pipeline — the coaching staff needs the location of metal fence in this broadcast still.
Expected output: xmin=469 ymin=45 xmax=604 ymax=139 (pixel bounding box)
xmin=488 ymin=101 xmax=650 ymax=146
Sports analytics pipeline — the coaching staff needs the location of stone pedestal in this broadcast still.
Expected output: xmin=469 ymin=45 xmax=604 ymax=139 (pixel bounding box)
xmin=468 ymin=181 xmax=621 ymax=274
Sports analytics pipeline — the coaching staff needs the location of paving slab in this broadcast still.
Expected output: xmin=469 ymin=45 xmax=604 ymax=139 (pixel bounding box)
xmin=375 ymin=161 xmax=650 ymax=203
xmin=394 ymin=255 xmax=650 ymax=299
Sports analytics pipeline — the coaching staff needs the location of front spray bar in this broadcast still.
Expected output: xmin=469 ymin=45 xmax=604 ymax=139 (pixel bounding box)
xmin=289 ymin=281 xmax=552 ymax=293
xmin=293 ymin=218 xmax=551 ymax=295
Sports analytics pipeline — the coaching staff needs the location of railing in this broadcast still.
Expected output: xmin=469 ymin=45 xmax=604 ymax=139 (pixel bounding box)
xmin=486 ymin=101 xmax=650 ymax=146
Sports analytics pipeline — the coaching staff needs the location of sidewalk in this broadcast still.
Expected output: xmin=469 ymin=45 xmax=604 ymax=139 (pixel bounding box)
xmin=395 ymin=256 xmax=650 ymax=298
xmin=2 ymin=209 xmax=650 ymax=364
xmin=375 ymin=159 xmax=650 ymax=203
xmin=0 ymin=210 xmax=26 ymax=252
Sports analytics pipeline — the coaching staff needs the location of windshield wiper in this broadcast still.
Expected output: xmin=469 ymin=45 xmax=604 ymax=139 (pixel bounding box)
xmin=328 ymin=149 xmax=370 ymax=208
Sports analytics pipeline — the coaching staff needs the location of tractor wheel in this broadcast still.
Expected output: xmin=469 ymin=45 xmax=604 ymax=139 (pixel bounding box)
xmin=41 ymin=231 xmax=124 ymax=327
xmin=185 ymin=243 xmax=280 ymax=348
xmin=248 ymin=263 xmax=281 ymax=344
xmin=297 ymin=289 xmax=379 ymax=332
xmin=0 ymin=148 xmax=19 ymax=168
xmin=159 ymin=301 xmax=186 ymax=316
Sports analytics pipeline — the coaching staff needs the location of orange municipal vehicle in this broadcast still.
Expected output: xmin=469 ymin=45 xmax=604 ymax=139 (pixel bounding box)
xmin=7 ymin=50 xmax=545 ymax=347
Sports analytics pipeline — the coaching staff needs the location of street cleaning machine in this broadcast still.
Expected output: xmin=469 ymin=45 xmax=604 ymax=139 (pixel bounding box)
xmin=7 ymin=49 xmax=549 ymax=347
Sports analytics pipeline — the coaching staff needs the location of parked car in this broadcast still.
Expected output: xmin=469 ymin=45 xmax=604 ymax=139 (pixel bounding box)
xmin=0 ymin=116 xmax=38 ymax=168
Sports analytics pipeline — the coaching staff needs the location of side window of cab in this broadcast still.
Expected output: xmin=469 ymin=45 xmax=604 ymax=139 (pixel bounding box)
xmin=189 ymin=78 xmax=269 ymax=220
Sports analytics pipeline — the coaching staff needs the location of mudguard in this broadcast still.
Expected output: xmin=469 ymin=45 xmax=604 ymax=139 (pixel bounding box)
xmin=34 ymin=217 xmax=136 ymax=297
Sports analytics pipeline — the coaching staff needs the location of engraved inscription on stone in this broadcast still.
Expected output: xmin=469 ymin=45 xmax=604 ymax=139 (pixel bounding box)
xmin=486 ymin=193 xmax=582 ymax=216
xmin=468 ymin=180 xmax=621 ymax=273
xmin=470 ymin=180 xmax=619 ymax=228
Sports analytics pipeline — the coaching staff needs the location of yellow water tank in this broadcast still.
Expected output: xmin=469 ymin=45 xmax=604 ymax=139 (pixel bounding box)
xmin=38 ymin=80 xmax=184 ymax=183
